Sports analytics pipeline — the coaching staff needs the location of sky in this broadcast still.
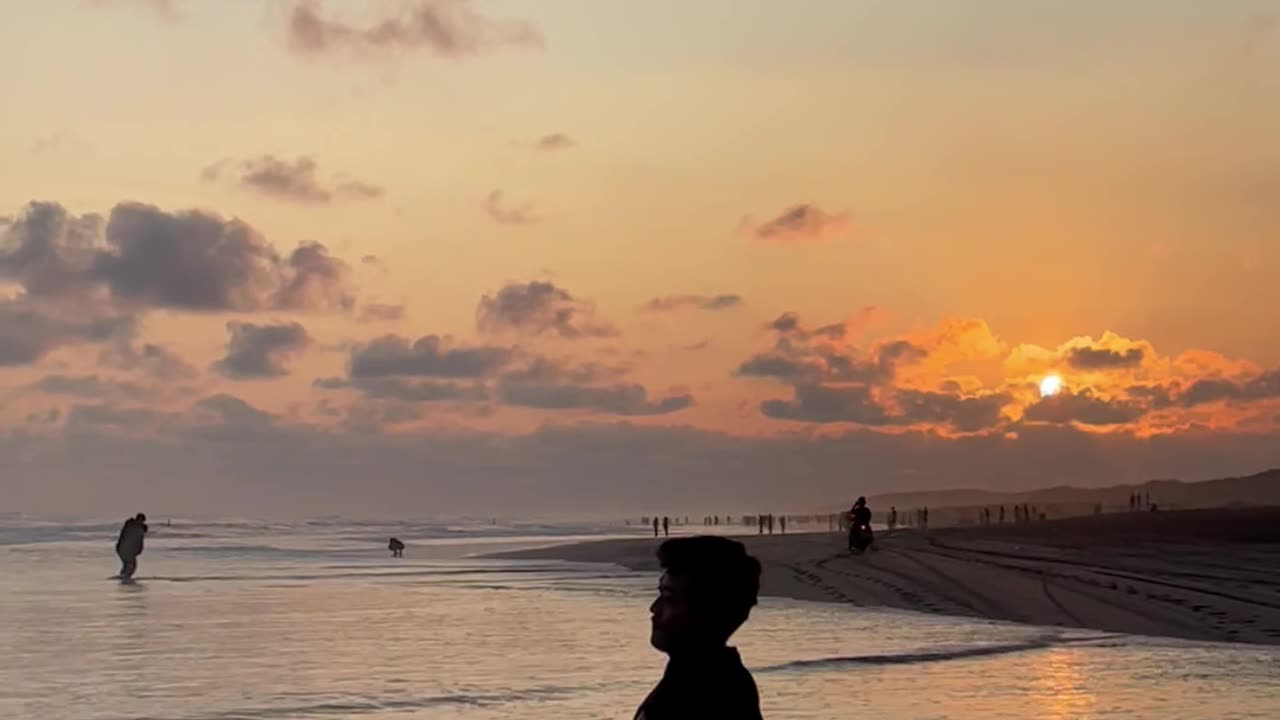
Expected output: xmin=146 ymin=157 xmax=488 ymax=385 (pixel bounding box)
xmin=1 ymin=0 xmax=1278 ymax=517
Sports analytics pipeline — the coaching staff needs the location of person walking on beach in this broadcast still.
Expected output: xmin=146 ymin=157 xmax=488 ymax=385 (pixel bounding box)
xmin=779 ymin=516 xmax=787 ymax=535
xmin=635 ymin=536 xmax=763 ymax=720
xmin=115 ymin=513 xmax=148 ymax=580
xmin=388 ymin=537 xmax=405 ymax=557
xmin=663 ymin=516 xmax=670 ymax=537
xmin=888 ymin=506 xmax=898 ymax=531
xmin=653 ymin=517 xmax=660 ymax=537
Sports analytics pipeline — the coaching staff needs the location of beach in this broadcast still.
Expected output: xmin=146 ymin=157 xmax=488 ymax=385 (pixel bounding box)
xmin=496 ymin=507 xmax=1280 ymax=646
xmin=4 ymin=514 xmax=1279 ymax=719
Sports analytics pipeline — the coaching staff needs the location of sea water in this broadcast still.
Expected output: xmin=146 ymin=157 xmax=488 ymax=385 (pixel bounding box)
xmin=1 ymin=517 xmax=1277 ymax=719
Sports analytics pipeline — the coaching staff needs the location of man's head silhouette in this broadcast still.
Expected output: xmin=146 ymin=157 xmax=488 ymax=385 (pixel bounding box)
xmin=649 ymin=536 xmax=761 ymax=655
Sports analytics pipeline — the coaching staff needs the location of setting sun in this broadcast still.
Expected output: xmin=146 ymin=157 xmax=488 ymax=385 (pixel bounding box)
xmin=1040 ymin=375 xmax=1063 ymax=398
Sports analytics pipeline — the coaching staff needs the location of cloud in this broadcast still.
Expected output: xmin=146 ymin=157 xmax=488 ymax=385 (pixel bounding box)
xmin=286 ymin=0 xmax=544 ymax=61
xmin=202 ymin=155 xmax=383 ymax=204
xmin=476 ymin=281 xmax=618 ymax=339
xmin=737 ymin=314 xmax=926 ymax=385
xmin=681 ymin=340 xmax=710 ymax=352
xmin=1023 ymin=388 xmax=1147 ymax=426
xmin=762 ymin=384 xmax=890 ymax=425
xmin=357 ymin=303 xmax=405 ymax=322
xmin=1178 ymin=369 xmax=1280 ymax=408
xmin=643 ymin=294 xmax=742 ymax=312
xmin=1066 ymin=345 xmax=1146 ymax=370
xmin=9 ymin=398 xmax=1280 ymax=517
xmin=531 ymin=133 xmax=575 ymax=151
xmin=99 ymin=342 xmax=198 ymax=381
xmin=761 ymin=383 xmax=1010 ymax=432
xmin=496 ymin=369 xmax=693 ymax=416
xmin=213 ymin=321 xmax=312 ymax=379
xmin=25 ymin=374 xmax=148 ymax=400
xmin=0 ymin=299 xmax=134 ymax=366
xmin=746 ymin=204 xmax=851 ymax=244
xmin=315 ymin=376 xmax=486 ymax=404
xmin=348 ymin=334 xmax=512 ymax=378
xmin=1 ymin=201 xmax=357 ymax=313
xmin=483 ymin=190 xmax=537 ymax=225
xmin=894 ymin=389 xmax=1012 ymax=433
xmin=104 ymin=203 xmax=353 ymax=311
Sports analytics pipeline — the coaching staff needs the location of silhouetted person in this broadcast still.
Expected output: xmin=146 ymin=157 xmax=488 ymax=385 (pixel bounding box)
xmin=115 ymin=512 xmax=148 ymax=579
xmin=922 ymin=506 xmax=929 ymax=529
xmin=388 ymin=537 xmax=405 ymax=557
xmin=999 ymin=505 xmax=1006 ymax=524
xmin=849 ymin=497 xmax=874 ymax=550
xmin=888 ymin=506 xmax=898 ymax=531
xmin=654 ymin=517 xmax=661 ymax=537
xmin=635 ymin=536 xmax=763 ymax=720
xmin=663 ymin=516 xmax=670 ymax=537
xmin=779 ymin=516 xmax=787 ymax=535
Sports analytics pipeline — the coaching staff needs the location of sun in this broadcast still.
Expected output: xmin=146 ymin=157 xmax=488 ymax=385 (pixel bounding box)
xmin=1039 ymin=375 xmax=1063 ymax=398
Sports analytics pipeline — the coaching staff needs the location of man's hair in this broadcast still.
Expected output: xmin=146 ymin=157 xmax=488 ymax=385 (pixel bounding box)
xmin=658 ymin=536 xmax=761 ymax=637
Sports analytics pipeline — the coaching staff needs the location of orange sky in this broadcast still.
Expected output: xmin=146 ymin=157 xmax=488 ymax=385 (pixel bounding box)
xmin=1 ymin=1 xmax=1277 ymax=515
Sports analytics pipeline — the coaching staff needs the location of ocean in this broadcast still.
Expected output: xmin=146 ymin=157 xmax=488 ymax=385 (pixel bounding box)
xmin=2 ymin=517 xmax=1277 ymax=719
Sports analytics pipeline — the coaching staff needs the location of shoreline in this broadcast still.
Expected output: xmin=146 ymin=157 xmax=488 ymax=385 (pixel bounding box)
xmin=492 ymin=507 xmax=1280 ymax=646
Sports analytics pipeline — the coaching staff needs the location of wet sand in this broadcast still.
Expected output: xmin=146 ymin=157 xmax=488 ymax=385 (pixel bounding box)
xmin=494 ymin=508 xmax=1280 ymax=645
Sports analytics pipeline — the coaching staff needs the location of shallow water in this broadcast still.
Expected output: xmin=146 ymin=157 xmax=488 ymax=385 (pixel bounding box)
xmin=1 ymin=518 xmax=1277 ymax=719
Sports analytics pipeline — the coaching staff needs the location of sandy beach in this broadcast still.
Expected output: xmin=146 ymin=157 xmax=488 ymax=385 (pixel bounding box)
xmin=495 ymin=507 xmax=1280 ymax=646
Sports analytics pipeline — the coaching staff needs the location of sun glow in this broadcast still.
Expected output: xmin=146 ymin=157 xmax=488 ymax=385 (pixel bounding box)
xmin=1040 ymin=375 xmax=1063 ymax=398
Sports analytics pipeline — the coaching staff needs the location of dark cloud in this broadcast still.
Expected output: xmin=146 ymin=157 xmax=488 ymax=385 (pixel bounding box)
xmin=1178 ymin=369 xmax=1280 ymax=407
xmin=894 ymin=389 xmax=1011 ymax=433
xmin=315 ymin=376 xmax=485 ymax=404
xmin=100 ymin=203 xmax=354 ymax=311
xmin=737 ymin=335 xmax=925 ymax=386
xmin=532 ymin=133 xmax=575 ymax=151
xmin=10 ymin=404 xmax=1280 ymax=517
xmin=286 ymin=0 xmax=544 ymax=60
xmin=213 ymin=321 xmax=311 ymax=379
xmin=1067 ymin=346 xmax=1145 ymax=370
xmin=202 ymin=155 xmax=383 ymax=204
xmin=497 ymin=380 xmax=692 ymax=416
xmin=762 ymin=384 xmax=890 ymax=425
xmin=0 ymin=299 xmax=135 ymax=366
xmin=765 ymin=312 xmax=845 ymax=340
xmin=348 ymin=334 xmax=512 ymax=379
xmin=1 ymin=201 xmax=355 ymax=313
xmin=483 ymin=190 xmax=537 ymax=225
xmin=490 ymin=354 xmax=686 ymax=416
xmin=476 ymin=281 xmax=617 ymax=339
xmin=1023 ymin=388 xmax=1146 ymax=426
xmin=0 ymin=201 xmax=104 ymax=301
xmin=761 ymin=383 xmax=1009 ymax=432
xmin=357 ymin=303 xmax=405 ymax=322
xmin=65 ymin=402 xmax=167 ymax=432
xmin=643 ymin=294 xmax=742 ymax=312
xmin=749 ymin=204 xmax=850 ymax=244
xmin=99 ymin=342 xmax=198 ymax=380
xmin=25 ymin=374 xmax=148 ymax=399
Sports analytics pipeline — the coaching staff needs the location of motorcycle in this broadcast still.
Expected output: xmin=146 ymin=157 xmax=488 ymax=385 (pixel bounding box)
xmin=847 ymin=522 xmax=874 ymax=553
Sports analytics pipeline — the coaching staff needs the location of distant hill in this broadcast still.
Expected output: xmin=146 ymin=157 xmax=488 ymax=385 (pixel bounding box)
xmin=865 ymin=468 xmax=1280 ymax=513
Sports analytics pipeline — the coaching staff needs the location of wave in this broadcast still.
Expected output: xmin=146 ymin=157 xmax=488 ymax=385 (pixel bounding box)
xmin=181 ymin=684 xmax=593 ymax=719
xmin=757 ymin=634 xmax=1068 ymax=672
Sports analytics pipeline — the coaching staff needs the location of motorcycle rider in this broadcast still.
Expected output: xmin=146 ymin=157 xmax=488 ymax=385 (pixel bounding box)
xmin=848 ymin=497 xmax=874 ymax=551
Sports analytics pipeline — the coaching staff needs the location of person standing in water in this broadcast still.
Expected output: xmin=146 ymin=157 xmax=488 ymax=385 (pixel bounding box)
xmin=115 ymin=513 xmax=148 ymax=579
xmin=635 ymin=536 xmax=763 ymax=719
